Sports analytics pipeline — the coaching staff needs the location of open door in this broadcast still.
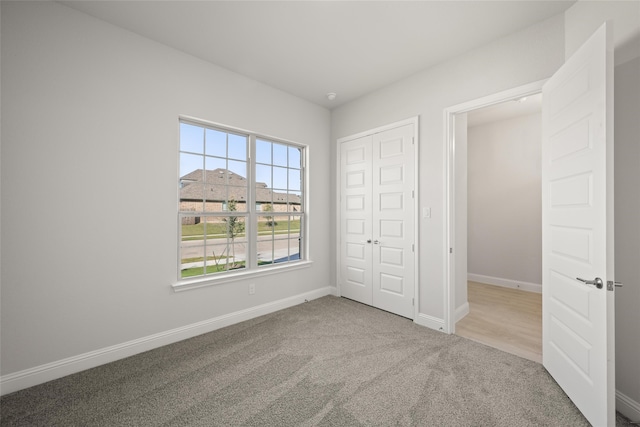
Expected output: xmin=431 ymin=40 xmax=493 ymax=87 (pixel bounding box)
xmin=542 ymin=22 xmax=615 ymax=427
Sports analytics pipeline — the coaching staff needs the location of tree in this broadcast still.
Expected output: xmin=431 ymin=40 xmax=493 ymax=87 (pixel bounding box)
xmin=263 ymin=203 xmax=277 ymax=227
xmin=223 ymin=199 xmax=245 ymax=269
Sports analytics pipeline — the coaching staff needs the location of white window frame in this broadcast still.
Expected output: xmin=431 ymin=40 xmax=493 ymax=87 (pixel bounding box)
xmin=173 ymin=117 xmax=311 ymax=292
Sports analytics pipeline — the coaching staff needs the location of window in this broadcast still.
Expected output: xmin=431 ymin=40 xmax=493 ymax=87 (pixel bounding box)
xmin=178 ymin=119 xmax=306 ymax=283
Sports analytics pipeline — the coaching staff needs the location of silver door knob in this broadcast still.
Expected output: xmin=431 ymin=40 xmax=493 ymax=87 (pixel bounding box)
xmin=576 ymin=277 xmax=604 ymax=289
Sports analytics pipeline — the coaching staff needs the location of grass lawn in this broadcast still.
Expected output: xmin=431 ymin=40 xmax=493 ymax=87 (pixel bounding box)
xmin=181 ymin=255 xmax=228 ymax=264
xmin=182 ymin=219 xmax=300 ymax=241
xmin=181 ymin=260 xmax=276 ymax=278
xmin=181 ymin=262 xmax=246 ymax=278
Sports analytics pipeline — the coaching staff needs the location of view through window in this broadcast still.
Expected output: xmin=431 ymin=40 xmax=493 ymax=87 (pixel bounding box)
xmin=179 ymin=120 xmax=305 ymax=281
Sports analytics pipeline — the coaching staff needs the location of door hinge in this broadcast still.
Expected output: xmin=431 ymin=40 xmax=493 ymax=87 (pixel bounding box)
xmin=412 ymin=243 xmax=415 ymax=252
xmin=450 ymin=248 xmax=453 ymax=254
xmin=411 ymin=190 xmax=415 ymax=198
xmin=412 ymin=297 xmax=415 ymax=306
xmin=411 ymin=137 xmax=415 ymax=145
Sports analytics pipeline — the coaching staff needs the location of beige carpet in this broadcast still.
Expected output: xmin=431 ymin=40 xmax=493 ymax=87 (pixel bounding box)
xmin=1 ymin=295 xmax=624 ymax=426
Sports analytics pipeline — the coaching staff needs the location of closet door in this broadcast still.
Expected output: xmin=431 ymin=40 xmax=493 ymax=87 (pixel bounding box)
xmin=339 ymin=122 xmax=416 ymax=319
xmin=340 ymin=135 xmax=373 ymax=305
xmin=372 ymin=124 xmax=415 ymax=318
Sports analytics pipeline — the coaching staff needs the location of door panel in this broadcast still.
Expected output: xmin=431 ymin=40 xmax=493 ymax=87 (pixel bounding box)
xmin=542 ymin=22 xmax=614 ymax=427
xmin=340 ymin=135 xmax=373 ymax=305
xmin=372 ymin=124 xmax=415 ymax=318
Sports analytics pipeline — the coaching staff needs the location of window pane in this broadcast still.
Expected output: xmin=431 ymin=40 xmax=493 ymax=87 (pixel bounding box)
xmin=228 ymin=134 xmax=247 ymax=161
xmin=288 ymin=146 xmax=301 ymax=168
xmin=272 ymin=142 xmax=287 ymax=167
xmin=180 ymin=123 xmax=204 ymax=154
xmin=180 ymin=153 xmax=203 ymax=180
xmin=256 ymin=164 xmax=272 ymax=188
xmin=288 ymin=169 xmax=301 ymax=191
xmin=181 ymin=243 xmax=206 ymax=279
xmin=256 ymin=139 xmax=271 ymax=164
xmin=288 ymin=191 xmax=302 ymax=212
xmin=227 ymin=187 xmax=247 ymax=212
xmin=272 ymin=166 xmax=287 ymax=190
xmin=227 ymin=160 xmax=247 ymax=181
xmin=180 ymin=217 xmax=206 ymax=278
xmin=203 ymin=169 xmax=229 ymax=212
xmin=181 ymin=217 xmax=207 ymax=241
xmin=221 ymin=215 xmax=246 ymax=240
xmin=206 ymin=241 xmax=231 ymax=274
xmin=256 ymin=185 xmax=273 ymax=207
xmin=281 ymin=215 xmax=302 ymax=262
xmin=205 ymin=158 xmax=227 ymax=178
xmin=272 ymin=191 xmax=287 ymax=205
xmin=257 ymin=206 xmax=277 ymax=231
xmin=220 ymin=216 xmax=247 ymax=272
xmin=205 ymin=128 xmax=226 ymax=158
xmin=257 ymin=232 xmax=275 ymax=267
xmin=180 ymin=183 xmax=205 ymax=212
xmin=203 ymin=186 xmax=225 ymax=212
xmin=203 ymin=216 xmax=227 ymax=239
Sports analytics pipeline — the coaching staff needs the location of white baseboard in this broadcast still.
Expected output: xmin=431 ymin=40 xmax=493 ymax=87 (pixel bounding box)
xmin=455 ymin=302 xmax=470 ymax=322
xmin=414 ymin=313 xmax=446 ymax=332
xmin=468 ymin=273 xmax=541 ymax=294
xmin=1 ymin=286 xmax=335 ymax=396
xmin=617 ymin=389 xmax=640 ymax=422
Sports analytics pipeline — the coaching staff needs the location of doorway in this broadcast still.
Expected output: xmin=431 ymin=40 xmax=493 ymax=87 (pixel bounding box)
xmin=454 ymin=94 xmax=544 ymax=363
xmin=443 ymin=81 xmax=545 ymax=352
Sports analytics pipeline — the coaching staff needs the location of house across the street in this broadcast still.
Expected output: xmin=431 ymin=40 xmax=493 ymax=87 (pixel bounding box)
xmin=180 ymin=168 xmax=301 ymax=224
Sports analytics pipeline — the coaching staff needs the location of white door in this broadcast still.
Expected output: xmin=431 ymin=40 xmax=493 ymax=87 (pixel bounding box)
xmin=542 ymin=23 xmax=614 ymax=427
xmin=371 ymin=125 xmax=416 ymax=318
xmin=340 ymin=135 xmax=373 ymax=305
xmin=339 ymin=123 xmax=416 ymax=318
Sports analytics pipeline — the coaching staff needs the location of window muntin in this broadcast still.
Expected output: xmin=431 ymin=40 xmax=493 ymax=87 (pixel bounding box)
xmin=179 ymin=120 xmax=305 ymax=282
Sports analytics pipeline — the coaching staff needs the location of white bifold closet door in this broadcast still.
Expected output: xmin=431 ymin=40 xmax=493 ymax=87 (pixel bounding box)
xmin=340 ymin=123 xmax=415 ymax=319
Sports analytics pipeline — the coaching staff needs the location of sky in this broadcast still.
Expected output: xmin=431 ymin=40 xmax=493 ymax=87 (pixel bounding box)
xmin=179 ymin=122 xmax=301 ymax=192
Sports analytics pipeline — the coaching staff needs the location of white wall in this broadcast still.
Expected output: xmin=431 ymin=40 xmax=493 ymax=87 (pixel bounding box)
xmin=331 ymin=15 xmax=564 ymax=325
xmin=0 ymin=1 xmax=331 ymax=387
xmin=467 ymin=113 xmax=542 ymax=288
xmin=565 ymin=0 xmax=640 ymax=66
xmin=614 ymin=56 xmax=640 ymax=421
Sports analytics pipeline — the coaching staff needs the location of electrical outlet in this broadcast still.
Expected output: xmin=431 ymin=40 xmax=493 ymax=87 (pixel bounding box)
xmin=248 ymin=283 xmax=255 ymax=295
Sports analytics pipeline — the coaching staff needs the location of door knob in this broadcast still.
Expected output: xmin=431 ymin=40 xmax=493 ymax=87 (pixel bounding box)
xmin=576 ymin=277 xmax=604 ymax=289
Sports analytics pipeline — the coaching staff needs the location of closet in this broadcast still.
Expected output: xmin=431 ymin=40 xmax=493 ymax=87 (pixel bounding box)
xmin=338 ymin=121 xmax=416 ymax=318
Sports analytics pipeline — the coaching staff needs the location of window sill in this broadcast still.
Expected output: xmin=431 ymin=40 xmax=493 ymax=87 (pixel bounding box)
xmin=172 ymin=260 xmax=314 ymax=293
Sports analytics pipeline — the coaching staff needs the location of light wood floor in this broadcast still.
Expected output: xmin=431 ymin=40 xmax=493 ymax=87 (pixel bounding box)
xmin=456 ymin=281 xmax=542 ymax=363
